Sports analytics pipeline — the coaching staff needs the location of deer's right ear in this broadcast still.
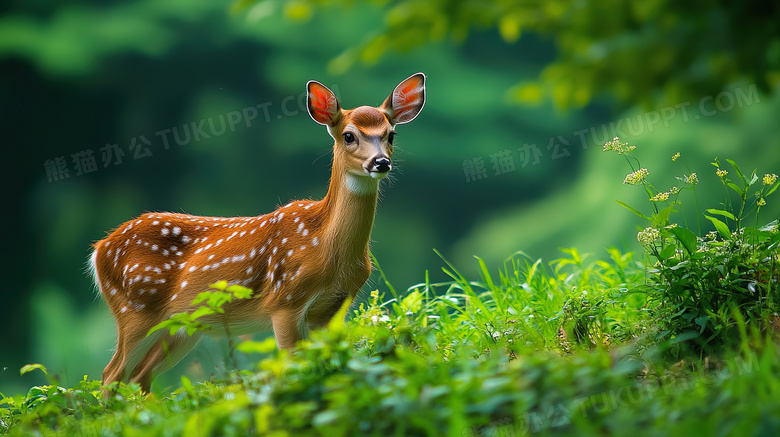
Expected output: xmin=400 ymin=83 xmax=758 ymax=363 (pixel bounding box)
xmin=307 ymin=81 xmax=341 ymax=126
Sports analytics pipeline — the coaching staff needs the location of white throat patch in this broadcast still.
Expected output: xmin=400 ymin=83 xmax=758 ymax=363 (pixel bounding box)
xmin=345 ymin=173 xmax=379 ymax=195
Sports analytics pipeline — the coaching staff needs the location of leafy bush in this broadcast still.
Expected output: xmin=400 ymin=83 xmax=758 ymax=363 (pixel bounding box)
xmin=605 ymin=137 xmax=780 ymax=353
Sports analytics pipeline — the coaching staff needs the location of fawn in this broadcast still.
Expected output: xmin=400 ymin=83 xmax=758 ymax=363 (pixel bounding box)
xmin=89 ymin=73 xmax=426 ymax=392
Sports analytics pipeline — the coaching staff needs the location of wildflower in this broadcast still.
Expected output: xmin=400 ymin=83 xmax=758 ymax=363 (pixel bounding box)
xmin=637 ymin=227 xmax=660 ymax=246
xmin=758 ymin=198 xmax=766 ymax=206
xmin=764 ymin=173 xmax=778 ymax=186
xmin=685 ymin=173 xmax=699 ymax=185
xmin=603 ymin=137 xmax=634 ymax=155
xmin=706 ymin=230 xmax=718 ymax=240
xmin=624 ymin=168 xmax=649 ymax=185
xmin=650 ymin=191 xmax=670 ymax=202
xmin=671 ymin=152 xmax=680 ymax=162
xmin=669 ymin=186 xmax=680 ymax=194
xmin=603 ymin=137 xmax=620 ymax=151
xmin=716 ymin=169 xmax=728 ymax=178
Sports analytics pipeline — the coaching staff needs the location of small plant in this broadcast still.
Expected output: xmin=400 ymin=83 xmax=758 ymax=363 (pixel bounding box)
xmin=148 ymin=281 xmax=254 ymax=338
xmin=148 ymin=281 xmax=254 ymax=374
xmin=605 ymin=137 xmax=780 ymax=352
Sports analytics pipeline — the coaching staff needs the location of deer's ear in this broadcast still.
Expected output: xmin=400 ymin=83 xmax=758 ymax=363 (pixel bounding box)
xmin=381 ymin=73 xmax=425 ymax=125
xmin=307 ymin=81 xmax=341 ymax=126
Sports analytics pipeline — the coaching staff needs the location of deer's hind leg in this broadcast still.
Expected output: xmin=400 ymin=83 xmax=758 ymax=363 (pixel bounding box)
xmin=128 ymin=330 xmax=202 ymax=392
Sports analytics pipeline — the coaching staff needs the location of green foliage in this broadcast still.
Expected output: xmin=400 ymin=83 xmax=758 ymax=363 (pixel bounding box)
xmin=2 ymin=246 xmax=780 ymax=435
xmin=350 ymin=248 xmax=647 ymax=360
xmin=606 ymin=138 xmax=780 ymax=354
xmin=148 ymin=281 xmax=254 ymax=337
xmin=245 ymin=0 xmax=780 ymax=109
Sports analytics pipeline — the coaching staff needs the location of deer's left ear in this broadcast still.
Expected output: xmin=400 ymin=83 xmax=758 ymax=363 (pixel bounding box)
xmin=307 ymin=81 xmax=342 ymax=126
xmin=381 ymin=72 xmax=426 ymax=125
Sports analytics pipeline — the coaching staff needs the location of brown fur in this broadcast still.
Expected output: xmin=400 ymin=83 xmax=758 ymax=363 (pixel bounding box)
xmin=93 ymin=74 xmax=425 ymax=393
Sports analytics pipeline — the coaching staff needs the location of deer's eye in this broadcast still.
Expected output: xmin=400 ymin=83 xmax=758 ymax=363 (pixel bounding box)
xmin=388 ymin=132 xmax=395 ymax=145
xmin=343 ymin=132 xmax=356 ymax=144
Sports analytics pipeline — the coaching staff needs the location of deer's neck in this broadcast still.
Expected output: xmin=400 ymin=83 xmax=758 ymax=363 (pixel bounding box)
xmin=320 ymin=169 xmax=379 ymax=262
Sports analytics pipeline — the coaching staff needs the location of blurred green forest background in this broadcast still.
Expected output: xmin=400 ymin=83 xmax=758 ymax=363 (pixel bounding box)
xmin=1 ymin=0 xmax=778 ymax=394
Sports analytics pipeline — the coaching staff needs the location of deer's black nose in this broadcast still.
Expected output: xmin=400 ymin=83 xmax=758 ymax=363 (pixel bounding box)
xmin=372 ymin=156 xmax=391 ymax=173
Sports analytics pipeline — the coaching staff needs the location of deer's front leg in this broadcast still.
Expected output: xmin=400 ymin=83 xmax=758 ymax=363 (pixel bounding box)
xmin=271 ymin=309 xmax=307 ymax=349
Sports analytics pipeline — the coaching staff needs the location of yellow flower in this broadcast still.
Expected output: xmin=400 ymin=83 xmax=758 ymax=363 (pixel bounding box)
xmin=603 ymin=137 xmax=634 ymax=155
xmin=671 ymin=152 xmax=680 ymax=162
xmin=716 ymin=169 xmax=728 ymax=178
xmin=650 ymin=192 xmax=670 ymax=202
xmin=763 ymin=173 xmax=777 ymax=186
xmin=758 ymin=198 xmax=767 ymax=206
xmin=685 ymin=173 xmax=699 ymax=185
xmin=637 ymin=227 xmax=660 ymax=246
xmin=603 ymin=136 xmax=620 ymax=151
xmin=624 ymin=168 xmax=649 ymax=185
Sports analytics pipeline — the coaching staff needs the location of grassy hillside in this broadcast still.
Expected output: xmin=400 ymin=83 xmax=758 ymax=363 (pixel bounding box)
xmin=2 ymin=144 xmax=779 ymax=436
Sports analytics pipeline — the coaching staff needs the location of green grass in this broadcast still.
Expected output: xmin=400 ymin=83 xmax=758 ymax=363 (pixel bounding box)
xmin=2 ymin=144 xmax=779 ymax=436
xmin=1 ymin=248 xmax=779 ymax=436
